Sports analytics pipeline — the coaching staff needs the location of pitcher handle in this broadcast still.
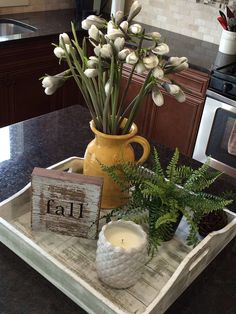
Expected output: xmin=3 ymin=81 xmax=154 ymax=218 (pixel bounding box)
xmin=126 ymin=135 xmax=150 ymax=164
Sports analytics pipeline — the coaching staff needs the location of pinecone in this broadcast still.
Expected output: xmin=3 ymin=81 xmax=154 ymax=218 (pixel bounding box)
xmin=198 ymin=210 xmax=228 ymax=237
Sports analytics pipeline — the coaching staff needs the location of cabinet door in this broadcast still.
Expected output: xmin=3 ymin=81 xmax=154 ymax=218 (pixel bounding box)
xmin=148 ymin=92 xmax=204 ymax=156
xmin=0 ymin=36 xmax=83 ymax=127
xmin=121 ymin=65 xmax=209 ymax=157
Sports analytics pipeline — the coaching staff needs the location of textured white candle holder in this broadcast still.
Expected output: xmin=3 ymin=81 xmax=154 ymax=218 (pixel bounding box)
xmin=96 ymin=220 xmax=148 ymax=289
xmin=219 ymin=29 xmax=236 ymax=55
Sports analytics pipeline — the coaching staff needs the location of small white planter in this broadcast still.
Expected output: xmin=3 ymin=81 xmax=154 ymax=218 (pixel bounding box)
xmin=96 ymin=220 xmax=148 ymax=289
xmin=219 ymin=29 xmax=236 ymax=55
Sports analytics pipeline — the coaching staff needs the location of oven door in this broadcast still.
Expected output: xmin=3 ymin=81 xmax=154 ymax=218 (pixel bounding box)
xmin=193 ymin=90 xmax=236 ymax=177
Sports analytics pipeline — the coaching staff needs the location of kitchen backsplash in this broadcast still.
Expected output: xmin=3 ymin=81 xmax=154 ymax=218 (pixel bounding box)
xmin=129 ymin=0 xmax=234 ymax=44
xmin=0 ymin=0 xmax=74 ymax=15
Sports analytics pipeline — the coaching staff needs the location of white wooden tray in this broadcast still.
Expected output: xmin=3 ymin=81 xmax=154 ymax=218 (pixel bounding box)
xmin=0 ymin=157 xmax=236 ymax=314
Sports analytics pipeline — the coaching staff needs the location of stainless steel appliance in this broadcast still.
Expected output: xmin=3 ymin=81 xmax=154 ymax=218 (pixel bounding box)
xmin=75 ymin=0 xmax=104 ymax=18
xmin=193 ymin=61 xmax=236 ymax=178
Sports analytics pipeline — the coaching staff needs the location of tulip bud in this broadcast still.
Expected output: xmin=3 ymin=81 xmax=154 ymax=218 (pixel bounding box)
xmin=42 ymin=70 xmax=69 ymax=95
xmin=152 ymin=66 xmax=164 ymax=79
xmin=120 ymin=21 xmax=129 ymax=33
xmin=107 ymin=20 xmax=115 ymax=34
xmin=143 ymin=55 xmax=159 ymax=69
xmin=59 ymin=33 xmax=71 ymax=47
xmin=118 ymin=48 xmax=131 ymax=60
xmin=172 ymin=61 xmax=189 ymax=73
xmin=152 ymin=43 xmax=170 ymax=55
xmin=135 ymin=62 xmax=146 ymax=74
xmin=174 ymin=89 xmax=186 ymax=102
xmin=100 ymin=44 xmax=113 ymax=59
xmin=115 ymin=10 xmax=124 ymax=25
xmin=81 ymin=15 xmax=106 ymax=30
xmin=106 ymin=29 xmax=124 ymax=40
xmin=146 ymin=32 xmax=161 ymax=40
xmin=84 ymin=68 xmax=98 ymax=78
xmin=114 ymin=37 xmax=125 ymax=52
xmin=94 ymin=44 xmax=101 ymax=56
xmin=105 ymin=81 xmax=110 ymax=95
xmin=88 ymin=24 xmax=100 ymax=42
xmin=87 ymin=56 xmax=99 ymax=68
xmin=152 ymin=87 xmax=164 ymax=106
xmin=127 ymin=1 xmax=142 ymax=22
xmin=168 ymin=56 xmax=188 ymax=67
xmin=163 ymin=83 xmax=180 ymax=95
xmin=129 ymin=23 xmax=142 ymax=34
xmin=126 ymin=51 xmax=139 ymax=64
xmin=53 ymin=47 xmax=65 ymax=58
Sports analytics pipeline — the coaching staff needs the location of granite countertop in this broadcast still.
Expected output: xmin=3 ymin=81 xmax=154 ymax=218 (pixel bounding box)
xmin=0 ymin=9 xmax=219 ymax=73
xmin=0 ymin=104 xmax=236 ymax=314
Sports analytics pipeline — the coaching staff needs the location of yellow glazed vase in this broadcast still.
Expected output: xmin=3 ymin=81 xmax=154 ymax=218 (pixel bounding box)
xmin=83 ymin=120 xmax=150 ymax=209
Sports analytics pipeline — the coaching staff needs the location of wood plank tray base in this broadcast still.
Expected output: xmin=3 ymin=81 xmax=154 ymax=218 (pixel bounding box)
xmin=0 ymin=157 xmax=236 ymax=314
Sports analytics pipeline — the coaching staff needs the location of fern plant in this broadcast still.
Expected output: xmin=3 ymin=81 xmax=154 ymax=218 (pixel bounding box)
xmin=101 ymin=148 xmax=233 ymax=255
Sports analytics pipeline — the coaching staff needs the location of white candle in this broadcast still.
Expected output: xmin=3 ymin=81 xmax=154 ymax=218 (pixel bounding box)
xmin=105 ymin=225 xmax=144 ymax=249
xmin=96 ymin=220 xmax=148 ymax=289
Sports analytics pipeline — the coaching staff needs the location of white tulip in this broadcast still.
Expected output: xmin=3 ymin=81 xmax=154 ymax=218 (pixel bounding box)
xmin=114 ymin=37 xmax=125 ymax=52
xmin=115 ymin=10 xmax=124 ymax=25
xmin=127 ymin=1 xmax=142 ymax=22
xmin=106 ymin=29 xmax=124 ymax=40
xmin=81 ymin=15 xmax=106 ymax=30
xmin=44 ymin=87 xmax=56 ymax=95
xmin=107 ymin=20 xmax=115 ymax=34
xmin=152 ymin=88 xmax=164 ymax=106
xmin=163 ymin=83 xmax=180 ymax=95
xmin=146 ymin=32 xmax=161 ymax=40
xmin=105 ymin=81 xmax=110 ymax=95
xmin=42 ymin=71 xmax=68 ymax=95
xmin=53 ymin=47 xmax=65 ymax=58
xmin=120 ymin=21 xmax=129 ymax=33
xmin=59 ymin=33 xmax=71 ymax=46
xmin=174 ymin=89 xmax=186 ymax=102
xmin=168 ymin=56 xmax=188 ymax=66
xmin=94 ymin=44 xmax=101 ymax=56
xmin=118 ymin=48 xmax=131 ymax=60
xmin=152 ymin=66 xmax=164 ymax=79
xmin=88 ymin=25 xmax=100 ymax=42
xmin=172 ymin=61 xmax=189 ymax=73
xmin=135 ymin=62 xmax=146 ymax=74
xmin=87 ymin=57 xmax=98 ymax=68
xmin=143 ymin=55 xmax=159 ymax=69
xmin=84 ymin=69 xmax=98 ymax=78
xmin=126 ymin=51 xmax=139 ymax=64
xmin=100 ymin=44 xmax=113 ymax=59
xmin=152 ymin=43 xmax=170 ymax=55
xmin=129 ymin=23 xmax=142 ymax=34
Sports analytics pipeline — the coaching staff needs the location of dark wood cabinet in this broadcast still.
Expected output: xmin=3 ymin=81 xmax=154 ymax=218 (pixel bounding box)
xmin=122 ymin=66 xmax=210 ymax=157
xmin=0 ymin=35 xmax=81 ymax=127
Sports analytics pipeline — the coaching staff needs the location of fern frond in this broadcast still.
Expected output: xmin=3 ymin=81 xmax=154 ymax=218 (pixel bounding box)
xmin=155 ymin=212 xmax=179 ymax=229
xmin=166 ymin=148 xmax=179 ymax=183
xmin=152 ymin=147 xmax=165 ymax=180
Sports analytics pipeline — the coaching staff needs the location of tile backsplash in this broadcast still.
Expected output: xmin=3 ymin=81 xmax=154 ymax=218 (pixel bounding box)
xmin=128 ymin=0 xmax=235 ymax=44
xmin=0 ymin=0 xmax=74 ymax=15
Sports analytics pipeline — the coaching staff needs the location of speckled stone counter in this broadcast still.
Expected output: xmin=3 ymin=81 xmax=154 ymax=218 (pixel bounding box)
xmin=0 ymin=105 xmax=235 ymax=314
xmin=0 ymin=9 xmax=219 ymax=73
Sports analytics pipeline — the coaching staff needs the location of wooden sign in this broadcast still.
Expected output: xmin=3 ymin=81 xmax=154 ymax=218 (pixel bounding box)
xmin=31 ymin=167 xmax=103 ymax=239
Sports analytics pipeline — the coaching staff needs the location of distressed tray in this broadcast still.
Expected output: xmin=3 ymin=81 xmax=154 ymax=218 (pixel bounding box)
xmin=0 ymin=157 xmax=236 ymax=314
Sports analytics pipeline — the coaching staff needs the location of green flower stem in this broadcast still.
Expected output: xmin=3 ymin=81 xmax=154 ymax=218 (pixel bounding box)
xmin=122 ymin=71 xmax=153 ymax=134
xmin=98 ymin=54 xmax=106 ymax=107
xmin=61 ymin=38 xmax=103 ymax=130
xmin=69 ymin=48 xmax=103 ymax=127
xmin=103 ymin=56 xmax=115 ymax=133
xmin=111 ymin=63 xmax=122 ymax=134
